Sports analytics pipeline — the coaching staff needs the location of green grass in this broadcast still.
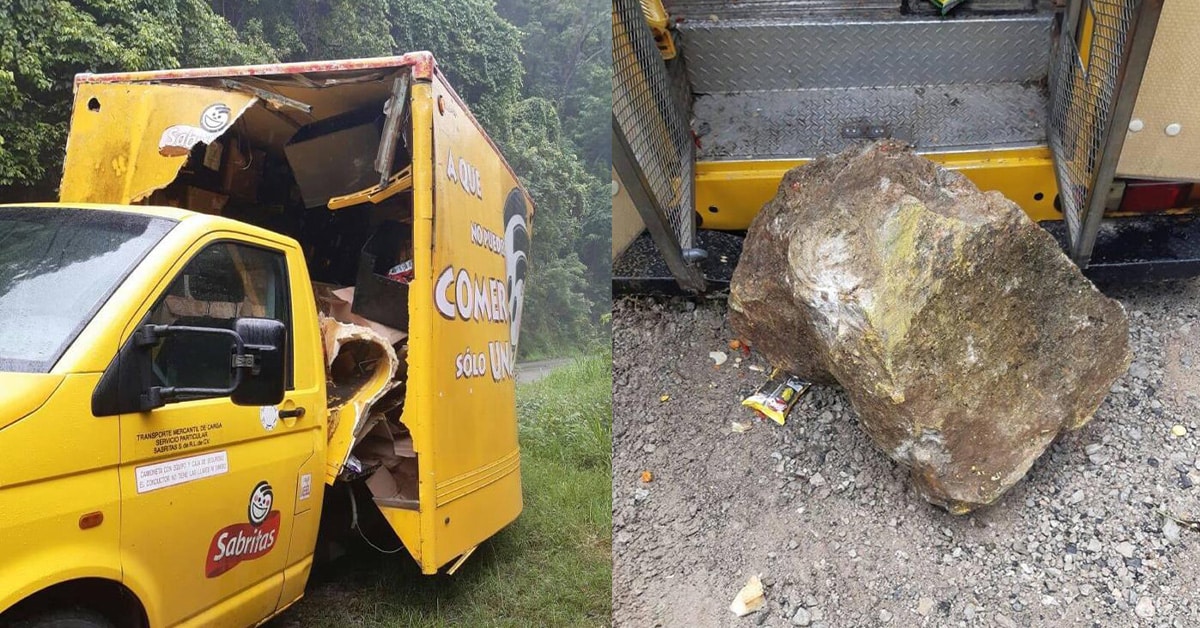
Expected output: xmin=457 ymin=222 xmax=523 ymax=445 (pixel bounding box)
xmin=272 ymin=352 xmax=612 ymax=627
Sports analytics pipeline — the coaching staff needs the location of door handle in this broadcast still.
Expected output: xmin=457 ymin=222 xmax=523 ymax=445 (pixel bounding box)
xmin=279 ymin=407 xmax=306 ymax=419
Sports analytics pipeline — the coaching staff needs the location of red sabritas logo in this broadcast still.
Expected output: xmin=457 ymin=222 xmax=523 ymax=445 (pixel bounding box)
xmin=206 ymin=511 xmax=280 ymax=577
xmin=205 ymin=481 xmax=280 ymax=578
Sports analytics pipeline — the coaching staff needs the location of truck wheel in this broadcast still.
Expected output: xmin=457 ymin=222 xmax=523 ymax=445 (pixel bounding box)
xmin=13 ymin=609 xmax=114 ymax=628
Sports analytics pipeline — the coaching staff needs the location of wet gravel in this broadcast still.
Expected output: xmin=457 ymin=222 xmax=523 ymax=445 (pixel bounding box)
xmin=612 ymin=279 xmax=1200 ymax=627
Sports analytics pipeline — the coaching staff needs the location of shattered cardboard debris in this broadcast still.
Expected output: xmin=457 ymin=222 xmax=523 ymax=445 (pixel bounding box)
xmin=360 ymin=416 xmax=418 ymax=504
xmin=321 ymin=314 xmax=400 ymax=476
xmin=314 ymin=282 xmax=407 ymax=346
xmin=316 ymin=278 xmax=419 ymax=506
xmin=365 ymin=465 xmax=399 ymax=499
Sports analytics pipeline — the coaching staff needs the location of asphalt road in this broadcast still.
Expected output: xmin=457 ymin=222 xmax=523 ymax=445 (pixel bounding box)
xmin=514 ymin=357 xmax=575 ymax=383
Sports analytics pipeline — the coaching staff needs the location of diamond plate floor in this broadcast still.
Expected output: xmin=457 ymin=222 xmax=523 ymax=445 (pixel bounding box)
xmin=673 ymin=8 xmax=1053 ymax=91
xmin=693 ymin=82 xmax=1049 ymax=159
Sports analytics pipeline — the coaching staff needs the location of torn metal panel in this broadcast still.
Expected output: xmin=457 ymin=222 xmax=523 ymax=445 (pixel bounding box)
xmin=322 ymin=315 xmax=400 ymax=485
xmin=59 ymin=84 xmax=256 ymax=204
xmin=218 ymin=79 xmax=312 ymax=114
xmin=327 ymin=166 xmax=413 ymax=210
xmin=375 ymin=73 xmax=411 ymax=186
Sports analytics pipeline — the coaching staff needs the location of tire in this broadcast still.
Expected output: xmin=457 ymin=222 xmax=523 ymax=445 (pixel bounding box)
xmin=11 ymin=609 xmax=114 ymax=628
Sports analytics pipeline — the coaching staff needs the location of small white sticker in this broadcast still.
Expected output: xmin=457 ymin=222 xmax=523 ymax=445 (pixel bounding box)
xmin=135 ymin=451 xmax=229 ymax=494
xmin=260 ymin=406 xmax=279 ymax=431
xmin=299 ymin=474 xmax=312 ymax=501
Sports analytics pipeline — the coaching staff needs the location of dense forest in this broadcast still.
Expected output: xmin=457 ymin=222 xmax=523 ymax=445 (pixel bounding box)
xmin=0 ymin=0 xmax=610 ymax=357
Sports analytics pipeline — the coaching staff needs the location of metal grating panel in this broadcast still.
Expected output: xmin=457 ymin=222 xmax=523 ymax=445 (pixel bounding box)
xmin=613 ymin=0 xmax=695 ymax=249
xmin=1046 ymin=0 xmax=1138 ymax=257
xmin=677 ymin=14 xmax=1053 ymax=92
xmin=694 ymin=83 xmax=1048 ymax=159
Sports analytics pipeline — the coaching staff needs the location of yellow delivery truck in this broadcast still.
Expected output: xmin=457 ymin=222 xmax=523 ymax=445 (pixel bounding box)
xmin=0 ymin=53 xmax=533 ymax=627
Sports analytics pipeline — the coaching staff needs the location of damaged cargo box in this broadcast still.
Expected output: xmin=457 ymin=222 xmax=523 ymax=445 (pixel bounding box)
xmin=58 ymin=54 xmax=533 ymax=575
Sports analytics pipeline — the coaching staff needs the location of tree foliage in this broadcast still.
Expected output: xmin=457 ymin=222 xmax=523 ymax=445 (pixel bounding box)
xmin=495 ymin=0 xmax=609 ymax=174
xmin=0 ymin=0 xmax=273 ymax=194
xmin=495 ymin=0 xmax=610 ymax=318
xmin=0 ymin=0 xmax=610 ymax=356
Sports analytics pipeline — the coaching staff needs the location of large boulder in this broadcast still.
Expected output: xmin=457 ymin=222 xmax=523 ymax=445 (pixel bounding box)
xmin=729 ymin=142 xmax=1131 ymax=513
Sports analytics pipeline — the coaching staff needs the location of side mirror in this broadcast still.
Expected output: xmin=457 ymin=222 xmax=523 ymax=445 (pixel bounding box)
xmin=231 ymin=318 xmax=286 ymax=406
xmin=91 ymin=318 xmax=286 ymax=416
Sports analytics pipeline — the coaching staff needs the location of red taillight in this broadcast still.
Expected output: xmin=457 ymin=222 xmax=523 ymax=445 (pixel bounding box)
xmin=1118 ymin=181 xmax=1192 ymax=213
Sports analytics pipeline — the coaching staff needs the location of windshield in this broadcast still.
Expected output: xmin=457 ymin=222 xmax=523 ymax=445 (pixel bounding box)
xmin=0 ymin=207 xmax=175 ymax=373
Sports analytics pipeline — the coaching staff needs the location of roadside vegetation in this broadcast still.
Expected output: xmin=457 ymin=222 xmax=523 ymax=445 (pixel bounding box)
xmin=274 ymin=352 xmax=612 ymax=627
xmin=1 ymin=0 xmax=609 ymax=357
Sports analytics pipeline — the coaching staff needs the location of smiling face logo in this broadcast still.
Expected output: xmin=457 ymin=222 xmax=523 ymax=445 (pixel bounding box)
xmin=247 ymin=481 xmax=273 ymax=526
xmin=159 ymin=102 xmax=236 ymax=156
xmin=206 ymin=480 xmax=280 ymax=577
xmin=200 ymin=103 xmax=232 ymax=132
xmin=502 ymin=189 xmax=529 ymax=350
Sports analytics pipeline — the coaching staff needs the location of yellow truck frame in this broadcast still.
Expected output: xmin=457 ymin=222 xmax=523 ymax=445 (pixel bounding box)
xmin=0 ymin=53 xmax=533 ymax=627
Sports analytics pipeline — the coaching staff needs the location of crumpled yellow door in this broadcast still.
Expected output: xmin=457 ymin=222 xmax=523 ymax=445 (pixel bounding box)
xmin=60 ymin=83 xmax=256 ymax=204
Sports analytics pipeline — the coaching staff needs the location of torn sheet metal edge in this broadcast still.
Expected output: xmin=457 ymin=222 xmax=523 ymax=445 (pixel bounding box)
xmin=218 ymin=79 xmax=312 ymax=113
xmin=327 ymin=165 xmax=414 ymax=210
xmin=322 ymin=315 xmax=401 ymax=484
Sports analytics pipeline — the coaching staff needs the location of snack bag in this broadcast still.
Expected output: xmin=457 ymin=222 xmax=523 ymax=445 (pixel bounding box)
xmin=386 ymin=259 xmax=415 ymax=284
xmin=742 ymin=368 xmax=811 ymax=425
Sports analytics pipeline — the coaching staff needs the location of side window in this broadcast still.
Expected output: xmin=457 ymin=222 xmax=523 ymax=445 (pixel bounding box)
xmin=147 ymin=242 xmax=292 ymax=393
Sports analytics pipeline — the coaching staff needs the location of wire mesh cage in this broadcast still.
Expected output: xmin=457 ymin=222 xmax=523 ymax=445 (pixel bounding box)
xmin=612 ymin=0 xmax=695 ymax=251
xmin=1047 ymin=0 xmax=1160 ymax=264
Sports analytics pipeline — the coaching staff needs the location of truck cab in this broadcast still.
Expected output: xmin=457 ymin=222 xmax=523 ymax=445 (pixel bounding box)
xmin=0 ymin=53 xmax=532 ymax=627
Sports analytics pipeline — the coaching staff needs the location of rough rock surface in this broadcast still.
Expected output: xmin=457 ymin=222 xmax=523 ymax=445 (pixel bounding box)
xmin=728 ymin=142 xmax=1131 ymax=512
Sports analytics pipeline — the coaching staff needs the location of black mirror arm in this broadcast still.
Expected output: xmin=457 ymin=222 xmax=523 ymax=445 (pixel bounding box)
xmin=137 ymin=325 xmax=251 ymax=409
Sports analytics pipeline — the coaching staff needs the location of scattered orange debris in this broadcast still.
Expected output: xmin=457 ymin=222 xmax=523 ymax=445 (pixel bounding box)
xmin=640 ymin=470 xmax=653 ymax=483
xmin=729 ymin=339 xmax=742 ymax=351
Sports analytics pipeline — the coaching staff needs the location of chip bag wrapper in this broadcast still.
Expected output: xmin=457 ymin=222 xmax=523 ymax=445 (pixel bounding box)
xmin=742 ymin=368 xmax=811 ymax=425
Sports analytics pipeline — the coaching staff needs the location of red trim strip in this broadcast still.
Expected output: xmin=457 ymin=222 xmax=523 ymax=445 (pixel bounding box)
xmin=75 ymin=52 xmax=435 ymax=86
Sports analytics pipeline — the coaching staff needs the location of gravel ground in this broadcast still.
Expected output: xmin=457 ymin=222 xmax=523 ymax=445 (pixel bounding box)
xmin=612 ymin=279 xmax=1200 ymax=628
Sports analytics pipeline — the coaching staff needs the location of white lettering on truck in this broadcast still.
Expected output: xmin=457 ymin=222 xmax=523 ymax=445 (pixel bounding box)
xmin=445 ymin=147 xmax=483 ymax=199
xmin=434 ymin=266 xmax=508 ymax=323
xmin=213 ymin=526 xmax=278 ymax=562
